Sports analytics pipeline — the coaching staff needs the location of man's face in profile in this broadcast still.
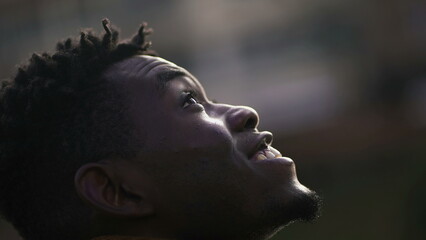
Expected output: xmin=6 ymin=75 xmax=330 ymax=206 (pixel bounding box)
xmin=98 ymin=55 xmax=319 ymax=239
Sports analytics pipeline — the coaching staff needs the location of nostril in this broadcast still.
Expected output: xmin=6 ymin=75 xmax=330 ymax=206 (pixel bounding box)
xmin=226 ymin=106 xmax=260 ymax=132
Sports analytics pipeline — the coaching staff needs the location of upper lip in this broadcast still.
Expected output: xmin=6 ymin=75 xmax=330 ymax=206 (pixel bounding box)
xmin=246 ymin=131 xmax=273 ymax=160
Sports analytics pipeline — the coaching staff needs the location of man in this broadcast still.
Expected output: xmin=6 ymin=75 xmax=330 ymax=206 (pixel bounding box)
xmin=0 ymin=19 xmax=320 ymax=240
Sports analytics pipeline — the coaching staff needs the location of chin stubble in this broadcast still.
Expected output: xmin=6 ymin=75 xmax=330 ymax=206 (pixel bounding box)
xmin=257 ymin=188 xmax=322 ymax=239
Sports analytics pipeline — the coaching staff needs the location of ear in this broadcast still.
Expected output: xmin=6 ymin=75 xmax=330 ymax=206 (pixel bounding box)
xmin=74 ymin=162 xmax=154 ymax=218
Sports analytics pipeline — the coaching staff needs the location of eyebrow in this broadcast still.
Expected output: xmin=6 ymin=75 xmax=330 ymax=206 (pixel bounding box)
xmin=155 ymin=68 xmax=188 ymax=94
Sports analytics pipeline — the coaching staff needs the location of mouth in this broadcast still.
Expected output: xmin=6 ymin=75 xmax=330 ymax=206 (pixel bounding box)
xmin=251 ymin=145 xmax=282 ymax=161
xmin=247 ymin=133 xmax=294 ymax=164
xmin=250 ymin=144 xmax=295 ymax=166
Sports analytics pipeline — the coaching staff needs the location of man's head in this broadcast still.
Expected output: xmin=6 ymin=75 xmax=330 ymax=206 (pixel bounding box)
xmin=0 ymin=20 xmax=320 ymax=240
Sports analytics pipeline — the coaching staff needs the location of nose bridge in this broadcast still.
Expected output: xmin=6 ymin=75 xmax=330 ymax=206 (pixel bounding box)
xmin=216 ymin=103 xmax=259 ymax=132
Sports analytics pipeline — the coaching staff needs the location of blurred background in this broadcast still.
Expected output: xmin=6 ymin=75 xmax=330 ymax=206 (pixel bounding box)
xmin=1 ymin=0 xmax=425 ymax=239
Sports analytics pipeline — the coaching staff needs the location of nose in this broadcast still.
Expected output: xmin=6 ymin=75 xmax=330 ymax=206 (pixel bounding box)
xmin=226 ymin=105 xmax=260 ymax=132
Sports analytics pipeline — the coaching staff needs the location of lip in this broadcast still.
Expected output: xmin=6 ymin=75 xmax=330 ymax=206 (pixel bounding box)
xmin=252 ymin=155 xmax=294 ymax=166
xmin=247 ymin=132 xmax=273 ymax=160
xmin=245 ymin=133 xmax=294 ymax=166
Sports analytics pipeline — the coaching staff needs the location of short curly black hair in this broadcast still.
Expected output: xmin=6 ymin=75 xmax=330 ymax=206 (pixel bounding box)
xmin=0 ymin=19 xmax=156 ymax=240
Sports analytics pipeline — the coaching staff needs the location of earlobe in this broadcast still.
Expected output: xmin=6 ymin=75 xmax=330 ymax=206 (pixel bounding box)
xmin=74 ymin=162 xmax=154 ymax=218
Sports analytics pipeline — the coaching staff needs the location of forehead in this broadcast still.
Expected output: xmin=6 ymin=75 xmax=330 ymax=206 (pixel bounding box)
xmin=104 ymin=55 xmax=199 ymax=90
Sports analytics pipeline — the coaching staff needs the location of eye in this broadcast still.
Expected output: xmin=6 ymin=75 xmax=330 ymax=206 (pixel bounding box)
xmin=182 ymin=92 xmax=199 ymax=108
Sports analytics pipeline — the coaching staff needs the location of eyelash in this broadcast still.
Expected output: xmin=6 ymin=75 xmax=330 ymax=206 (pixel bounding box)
xmin=182 ymin=91 xmax=200 ymax=108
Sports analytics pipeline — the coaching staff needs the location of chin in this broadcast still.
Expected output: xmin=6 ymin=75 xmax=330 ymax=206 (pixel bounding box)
xmin=255 ymin=183 xmax=322 ymax=239
xmin=284 ymin=185 xmax=321 ymax=222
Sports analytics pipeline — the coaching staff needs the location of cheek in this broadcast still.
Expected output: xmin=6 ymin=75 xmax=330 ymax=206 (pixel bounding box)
xmin=189 ymin=118 xmax=232 ymax=154
xmin=168 ymin=114 xmax=234 ymax=158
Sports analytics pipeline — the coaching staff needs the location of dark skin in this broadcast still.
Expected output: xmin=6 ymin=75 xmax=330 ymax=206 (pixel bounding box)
xmin=74 ymin=55 xmax=314 ymax=240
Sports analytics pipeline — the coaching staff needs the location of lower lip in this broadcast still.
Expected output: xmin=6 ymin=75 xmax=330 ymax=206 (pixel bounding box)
xmin=252 ymin=156 xmax=296 ymax=180
xmin=276 ymin=156 xmax=294 ymax=165
xmin=253 ymin=156 xmax=294 ymax=165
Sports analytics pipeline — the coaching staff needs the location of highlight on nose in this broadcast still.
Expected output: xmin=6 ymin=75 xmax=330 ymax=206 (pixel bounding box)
xmin=228 ymin=106 xmax=260 ymax=132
